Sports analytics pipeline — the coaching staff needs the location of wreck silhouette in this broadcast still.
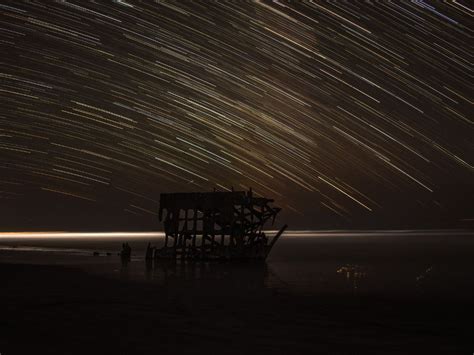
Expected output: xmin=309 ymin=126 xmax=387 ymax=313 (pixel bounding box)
xmin=153 ymin=188 xmax=287 ymax=261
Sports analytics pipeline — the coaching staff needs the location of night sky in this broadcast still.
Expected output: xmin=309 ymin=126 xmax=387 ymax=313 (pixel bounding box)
xmin=1 ymin=1 xmax=472 ymax=231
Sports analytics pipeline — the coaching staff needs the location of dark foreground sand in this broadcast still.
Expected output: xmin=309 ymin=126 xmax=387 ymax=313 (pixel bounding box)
xmin=1 ymin=262 xmax=472 ymax=355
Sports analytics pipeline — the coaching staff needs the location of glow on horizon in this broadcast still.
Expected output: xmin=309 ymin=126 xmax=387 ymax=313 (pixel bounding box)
xmin=0 ymin=230 xmax=350 ymax=239
xmin=0 ymin=232 xmax=165 ymax=239
xmin=0 ymin=229 xmax=469 ymax=240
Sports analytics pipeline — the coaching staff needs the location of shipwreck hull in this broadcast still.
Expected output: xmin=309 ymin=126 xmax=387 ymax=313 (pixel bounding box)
xmin=156 ymin=189 xmax=287 ymax=261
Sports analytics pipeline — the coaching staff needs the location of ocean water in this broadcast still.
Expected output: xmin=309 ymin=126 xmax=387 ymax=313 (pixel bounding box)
xmin=1 ymin=230 xmax=473 ymax=301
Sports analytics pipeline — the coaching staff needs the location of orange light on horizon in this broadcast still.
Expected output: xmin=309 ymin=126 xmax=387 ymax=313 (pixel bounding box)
xmin=0 ymin=232 xmax=166 ymax=239
xmin=0 ymin=229 xmax=467 ymax=240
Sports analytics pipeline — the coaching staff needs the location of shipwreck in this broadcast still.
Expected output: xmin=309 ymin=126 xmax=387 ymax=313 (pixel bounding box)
xmin=153 ymin=188 xmax=287 ymax=261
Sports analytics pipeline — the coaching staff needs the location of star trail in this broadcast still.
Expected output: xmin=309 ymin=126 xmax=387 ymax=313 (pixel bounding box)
xmin=1 ymin=1 xmax=472 ymax=230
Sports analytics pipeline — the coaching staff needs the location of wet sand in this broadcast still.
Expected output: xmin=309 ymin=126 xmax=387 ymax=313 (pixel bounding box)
xmin=1 ymin=232 xmax=473 ymax=354
xmin=1 ymin=262 xmax=472 ymax=354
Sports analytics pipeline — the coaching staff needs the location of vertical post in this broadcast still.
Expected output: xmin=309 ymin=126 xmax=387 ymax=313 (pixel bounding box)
xmin=172 ymin=210 xmax=178 ymax=257
xmin=192 ymin=206 xmax=197 ymax=249
xmin=183 ymin=208 xmax=188 ymax=259
xmin=164 ymin=209 xmax=169 ymax=248
xmin=201 ymin=210 xmax=206 ymax=258
xmin=220 ymin=212 xmax=225 ymax=258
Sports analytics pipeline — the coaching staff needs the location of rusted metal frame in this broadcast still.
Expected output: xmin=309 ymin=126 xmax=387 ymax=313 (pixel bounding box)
xmin=265 ymin=224 xmax=288 ymax=259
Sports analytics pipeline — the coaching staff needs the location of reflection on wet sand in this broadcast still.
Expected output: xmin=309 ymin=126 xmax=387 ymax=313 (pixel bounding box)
xmin=336 ymin=264 xmax=368 ymax=293
xmin=120 ymin=257 xmax=278 ymax=294
xmin=155 ymin=261 xmax=268 ymax=288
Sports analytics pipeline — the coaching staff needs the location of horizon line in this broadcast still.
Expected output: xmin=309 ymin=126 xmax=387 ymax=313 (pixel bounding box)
xmin=0 ymin=228 xmax=472 ymax=239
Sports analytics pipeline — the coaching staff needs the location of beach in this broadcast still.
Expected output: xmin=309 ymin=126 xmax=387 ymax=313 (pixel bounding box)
xmin=1 ymin=231 xmax=473 ymax=354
